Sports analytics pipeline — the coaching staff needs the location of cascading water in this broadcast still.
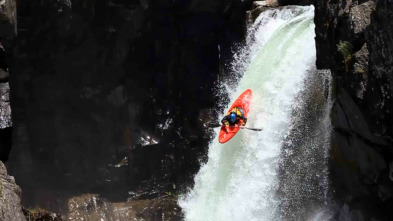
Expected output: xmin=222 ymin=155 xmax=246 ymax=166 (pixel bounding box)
xmin=179 ymin=6 xmax=332 ymax=221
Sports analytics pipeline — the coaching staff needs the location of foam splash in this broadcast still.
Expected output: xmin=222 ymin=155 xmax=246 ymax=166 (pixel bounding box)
xmin=179 ymin=6 xmax=331 ymax=221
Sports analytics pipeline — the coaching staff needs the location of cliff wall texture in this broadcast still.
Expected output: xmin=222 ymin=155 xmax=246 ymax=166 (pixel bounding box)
xmin=5 ymin=0 xmax=251 ymax=213
xmin=0 ymin=0 xmax=14 ymax=160
xmin=2 ymin=0 xmax=393 ymax=220
xmin=314 ymin=0 xmax=393 ymax=219
xmin=0 ymin=161 xmax=26 ymax=221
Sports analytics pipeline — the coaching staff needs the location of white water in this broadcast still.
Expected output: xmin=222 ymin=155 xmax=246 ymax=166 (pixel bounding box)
xmin=179 ymin=6 xmax=331 ymax=221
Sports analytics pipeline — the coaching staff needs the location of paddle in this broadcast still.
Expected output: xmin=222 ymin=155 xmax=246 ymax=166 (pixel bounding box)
xmin=206 ymin=123 xmax=262 ymax=132
xmin=239 ymin=126 xmax=262 ymax=131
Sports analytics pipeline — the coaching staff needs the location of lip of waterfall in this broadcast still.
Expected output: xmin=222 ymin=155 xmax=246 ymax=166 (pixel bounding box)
xmin=179 ymin=5 xmax=331 ymax=221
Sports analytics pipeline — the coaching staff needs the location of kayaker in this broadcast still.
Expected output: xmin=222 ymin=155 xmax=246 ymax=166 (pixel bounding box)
xmin=221 ymin=107 xmax=247 ymax=126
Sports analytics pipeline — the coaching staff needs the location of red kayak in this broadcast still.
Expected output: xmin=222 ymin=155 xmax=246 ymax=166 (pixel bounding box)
xmin=218 ymin=89 xmax=252 ymax=144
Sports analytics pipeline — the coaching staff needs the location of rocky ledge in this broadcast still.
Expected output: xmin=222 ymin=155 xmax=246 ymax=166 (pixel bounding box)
xmin=0 ymin=161 xmax=26 ymax=221
xmin=67 ymin=194 xmax=181 ymax=220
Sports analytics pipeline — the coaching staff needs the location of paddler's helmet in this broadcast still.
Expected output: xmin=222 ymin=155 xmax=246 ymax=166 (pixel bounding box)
xmin=229 ymin=112 xmax=236 ymax=124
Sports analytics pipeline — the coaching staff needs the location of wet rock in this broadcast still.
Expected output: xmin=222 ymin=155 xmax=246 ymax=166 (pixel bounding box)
xmin=127 ymin=143 xmax=173 ymax=191
xmin=253 ymin=0 xmax=279 ymax=8
xmin=0 ymin=161 xmax=26 ymax=221
xmin=315 ymin=0 xmax=393 ymax=219
xmin=0 ymin=0 xmax=16 ymax=81
xmin=314 ymin=0 xmax=375 ymax=71
xmin=7 ymin=0 xmax=249 ymax=213
xmin=0 ymin=0 xmax=14 ymax=163
xmin=246 ymin=6 xmax=272 ymax=23
xmin=0 ymin=0 xmax=16 ymax=37
xmin=67 ymin=194 xmax=181 ymax=221
xmin=0 ymin=69 xmax=9 ymax=83
xmin=329 ymin=131 xmax=391 ymax=220
xmin=350 ymin=1 xmax=375 ymax=37
xmin=0 ymin=82 xmax=11 ymax=129
xmin=0 ymin=0 xmax=16 ymax=26
xmin=0 ymin=127 xmax=12 ymax=161
xmin=351 ymin=43 xmax=369 ymax=99
xmin=331 ymin=101 xmax=351 ymax=132
xmin=352 ymin=44 xmax=369 ymax=73
xmin=334 ymin=89 xmax=387 ymax=146
xmin=330 ymin=133 xmax=385 ymax=197
xmin=365 ymin=0 xmax=393 ymax=136
xmin=23 ymin=208 xmax=62 ymax=221
xmin=246 ymin=5 xmax=301 ymax=27
xmin=0 ymin=44 xmax=7 ymax=77
xmin=336 ymin=90 xmax=365 ymax=133
xmin=253 ymin=1 xmax=269 ymax=8
xmin=277 ymin=0 xmax=313 ymax=6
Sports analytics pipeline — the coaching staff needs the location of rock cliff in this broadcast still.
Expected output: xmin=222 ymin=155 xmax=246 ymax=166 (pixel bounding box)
xmin=2 ymin=0 xmax=393 ymax=220
xmin=4 ymin=0 xmax=251 ymax=214
xmin=0 ymin=161 xmax=26 ymax=221
xmin=314 ymin=0 xmax=393 ymax=219
xmin=0 ymin=0 xmax=14 ymax=158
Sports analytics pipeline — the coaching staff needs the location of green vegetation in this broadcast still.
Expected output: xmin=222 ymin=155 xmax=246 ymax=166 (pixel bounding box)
xmin=337 ymin=40 xmax=353 ymax=72
xmin=354 ymin=63 xmax=365 ymax=74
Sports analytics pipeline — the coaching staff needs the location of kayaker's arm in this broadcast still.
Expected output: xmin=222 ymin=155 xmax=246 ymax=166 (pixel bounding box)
xmin=239 ymin=116 xmax=247 ymax=126
xmin=221 ymin=116 xmax=230 ymax=125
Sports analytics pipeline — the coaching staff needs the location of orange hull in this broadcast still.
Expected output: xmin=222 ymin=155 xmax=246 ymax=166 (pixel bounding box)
xmin=218 ymin=89 xmax=252 ymax=144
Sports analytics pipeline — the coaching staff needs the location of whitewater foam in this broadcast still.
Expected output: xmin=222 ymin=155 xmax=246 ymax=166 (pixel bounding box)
xmin=179 ymin=6 xmax=330 ymax=221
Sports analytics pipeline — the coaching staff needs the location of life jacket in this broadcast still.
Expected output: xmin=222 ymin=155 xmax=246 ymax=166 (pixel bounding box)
xmin=227 ymin=107 xmax=244 ymax=119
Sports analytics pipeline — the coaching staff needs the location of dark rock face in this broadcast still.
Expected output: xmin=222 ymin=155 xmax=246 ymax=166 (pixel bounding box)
xmin=0 ymin=0 xmax=15 ymax=159
xmin=314 ymin=0 xmax=393 ymax=219
xmin=278 ymin=0 xmax=313 ymax=6
xmin=0 ymin=0 xmax=16 ymax=81
xmin=0 ymin=161 xmax=26 ymax=221
xmin=6 ymin=0 xmax=251 ymax=213
xmin=365 ymin=0 xmax=393 ymax=136
xmin=0 ymin=127 xmax=12 ymax=161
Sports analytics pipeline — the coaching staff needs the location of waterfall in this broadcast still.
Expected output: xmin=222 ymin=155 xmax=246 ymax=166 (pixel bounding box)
xmin=179 ymin=6 xmax=332 ymax=221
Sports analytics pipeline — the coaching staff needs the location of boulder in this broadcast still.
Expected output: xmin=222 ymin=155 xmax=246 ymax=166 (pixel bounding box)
xmin=253 ymin=1 xmax=268 ymax=8
xmin=0 ymin=162 xmax=26 ymax=221
xmin=349 ymin=1 xmax=376 ymax=36
xmin=0 ymin=0 xmax=16 ymax=26
xmin=253 ymin=0 xmax=279 ymax=8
